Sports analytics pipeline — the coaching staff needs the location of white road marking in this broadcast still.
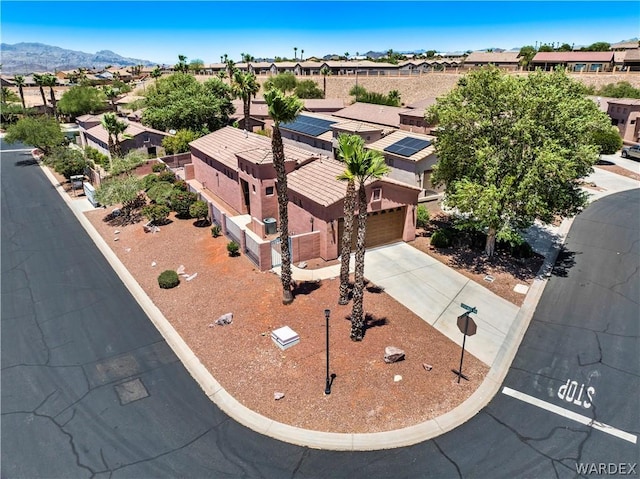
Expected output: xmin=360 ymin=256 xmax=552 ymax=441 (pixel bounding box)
xmin=502 ymin=386 xmax=637 ymax=444
xmin=1 ymin=149 xmax=34 ymax=153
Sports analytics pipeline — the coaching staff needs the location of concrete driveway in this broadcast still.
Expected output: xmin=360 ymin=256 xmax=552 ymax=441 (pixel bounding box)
xmin=363 ymin=242 xmax=519 ymax=366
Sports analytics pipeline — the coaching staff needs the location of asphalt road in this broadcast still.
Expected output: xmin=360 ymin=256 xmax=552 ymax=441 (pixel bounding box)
xmin=2 ymin=138 xmax=638 ymax=478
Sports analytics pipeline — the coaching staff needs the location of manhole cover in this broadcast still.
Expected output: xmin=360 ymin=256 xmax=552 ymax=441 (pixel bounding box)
xmin=114 ymin=378 xmax=149 ymax=405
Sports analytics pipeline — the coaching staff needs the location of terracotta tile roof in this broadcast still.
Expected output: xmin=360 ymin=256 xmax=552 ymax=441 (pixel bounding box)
xmin=366 ymin=130 xmax=436 ymax=162
xmin=465 ymin=51 xmax=520 ymax=63
xmin=230 ymin=99 xmax=270 ymax=119
xmin=532 ymin=51 xmax=614 ymax=62
xmin=333 ymin=102 xmax=404 ymax=128
xmin=189 ymin=126 xmax=316 ymax=169
xmin=399 ymin=108 xmax=428 ymax=118
xmin=624 ymin=49 xmax=640 ymax=61
xmin=406 ymin=98 xmax=438 ymax=110
xmin=331 ymin=120 xmax=385 ymax=134
xmin=303 ymin=99 xmax=345 ymax=111
xmin=610 ymin=41 xmax=639 ymax=50
xmin=606 ymin=98 xmax=640 ymax=106
xmin=286 ymin=157 xmax=348 ymax=207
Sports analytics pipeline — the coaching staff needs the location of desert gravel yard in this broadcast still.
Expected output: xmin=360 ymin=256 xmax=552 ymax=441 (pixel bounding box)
xmin=83 ymin=206 xmax=488 ymax=434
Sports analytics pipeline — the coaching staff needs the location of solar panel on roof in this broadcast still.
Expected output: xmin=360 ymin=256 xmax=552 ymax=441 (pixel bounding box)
xmin=383 ymin=136 xmax=431 ymax=157
xmin=280 ymin=116 xmax=336 ymax=137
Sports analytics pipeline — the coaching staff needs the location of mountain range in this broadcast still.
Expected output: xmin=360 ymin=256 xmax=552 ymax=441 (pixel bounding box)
xmin=0 ymin=42 xmax=156 ymax=74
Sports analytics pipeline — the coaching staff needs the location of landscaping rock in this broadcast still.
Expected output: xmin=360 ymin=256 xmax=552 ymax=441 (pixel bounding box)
xmin=215 ymin=313 xmax=233 ymax=326
xmin=186 ymin=273 xmax=198 ymax=282
xmin=177 ymin=265 xmax=185 ymax=275
xmin=384 ymin=346 xmax=405 ymax=363
xmin=394 ymin=375 xmax=402 ymax=382
xmin=274 ymin=392 xmax=285 ymax=400
xmin=297 ymin=261 xmax=307 ymax=269
xmin=423 ymin=363 xmax=433 ymax=371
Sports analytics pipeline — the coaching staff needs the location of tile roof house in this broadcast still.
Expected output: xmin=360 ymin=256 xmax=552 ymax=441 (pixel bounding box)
xmin=464 ymin=51 xmax=521 ymax=70
xmin=365 ymin=130 xmax=441 ymax=198
xmin=623 ymin=49 xmax=640 ymax=71
xmin=77 ymin=115 xmax=171 ymax=157
xmin=531 ymin=51 xmax=615 ymax=72
xmin=185 ymin=126 xmax=420 ymax=266
xmin=606 ymin=98 xmax=640 ymax=144
xmin=399 ymin=97 xmax=438 ymax=134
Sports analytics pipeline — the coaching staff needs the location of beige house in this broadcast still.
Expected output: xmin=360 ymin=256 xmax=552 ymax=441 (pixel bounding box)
xmin=531 ymin=51 xmax=615 ymax=72
xmin=464 ymin=51 xmax=521 ymax=70
xmin=607 ymin=98 xmax=640 ymax=144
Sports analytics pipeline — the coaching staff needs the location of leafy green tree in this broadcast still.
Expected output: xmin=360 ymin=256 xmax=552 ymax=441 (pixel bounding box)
xmin=1 ymin=87 xmax=20 ymax=103
xmin=264 ymin=88 xmax=304 ymax=305
xmin=46 ymin=146 xmax=88 ymax=179
xmin=151 ymin=66 xmax=162 ymax=85
xmin=109 ymin=150 xmax=147 ymax=176
xmin=320 ymin=66 xmax=332 ymax=98
xmin=162 ymin=129 xmax=200 ymax=154
xmin=264 ymin=72 xmax=297 ymax=94
xmin=336 ymin=133 xmax=366 ymax=305
xmin=58 ymin=85 xmax=106 ymax=117
xmin=583 ymin=42 xmax=611 ymax=52
xmin=557 ymin=43 xmax=573 ymax=52
xmin=592 ymin=126 xmax=623 ymax=154
xmin=294 ymin=79 xmax=323 ymax=99
xmin=4 ymin=116 xmax=64 ymax=155
xmin=427 ymin=67 xmax=612 ymax=256
xmin=232 ymin=70 xmax=261 ymax=131
xmin=518 ymin=46 xmax=537 ymax=70
xmin=189 ymin=59 xmax=205 ymax=74
xmin=349 ymin=148 xmax=389 ymax=341
xmin=146 ymin=181 xmax=174 ymax=205
xmin=538 ymin=44 xmax=554 ymax=52
xmin=597 ymin=81 xmax=640 ymax=99
xmin=95 ymin=174 xmax=144 ymax=220
xmin=142 ymin=73 xmax=234 ymax=132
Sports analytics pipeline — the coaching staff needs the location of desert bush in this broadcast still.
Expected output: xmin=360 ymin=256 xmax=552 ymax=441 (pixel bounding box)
xmin=227 ymin=241 xmax=240 ymax=256
xmin=142 ymin=173 xmax=159 ymax=191
xmin=158 ymin=270 xmax=180 ymax=289
xmin=146 ymin=181 xmax=174 ymax=205
xmin=189 ymin=200 xmax=209 ymax=221
xmin=157 ymin=170 xmax=176 ymax=183
xmin=84 ymin=146 xmax=110 ymax=168
xmin=430 ymin=229 xmax=453 ymax=248
xmin=211 ymin=224 xmax=222 ymax=237
xmin=174 ymin=179 xmax=188 ymax=191
xmin=170 ymin=190 xmax=198 ymax=217
xmin=142 ymin=204 xmax=170 ymax=224
xmin=152 ymin=162 xmax=167 ymax=172
xmin=416 ymin=205 xmax=430 ymax=228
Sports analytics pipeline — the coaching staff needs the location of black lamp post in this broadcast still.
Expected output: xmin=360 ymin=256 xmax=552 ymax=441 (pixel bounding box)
xmin=324 ymin=308 xmax=332 ymax=395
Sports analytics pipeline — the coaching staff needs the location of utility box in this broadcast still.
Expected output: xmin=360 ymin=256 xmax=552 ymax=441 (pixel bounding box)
xmin=264 ymin=217 xmax=277 ymax=235
xmin=83 ymin=182 xmax=99 ymax=207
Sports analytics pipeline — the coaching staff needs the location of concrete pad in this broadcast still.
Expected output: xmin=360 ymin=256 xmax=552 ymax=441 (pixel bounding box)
xmin=409 ymin=262 xmax=470 ymax=299
xmin=376 ymin=278 xmax=452 ymax=326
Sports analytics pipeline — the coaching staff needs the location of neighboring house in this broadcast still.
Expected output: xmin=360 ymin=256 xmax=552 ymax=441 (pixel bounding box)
xmin=398 ymin=97 xmax=438 ymax=134
xmin=302 ymin=99 xmax=345 ymax=113
xmin=607 ymin=98 xmax=640 ymax=144
xmin=365 ymin=130 xmax=440 ymax=198
xmin=333 ymin=102 xmax=404 ymax=129
xmin=230 ymin=99 xmax=267 ymax=132
xmin=185 ymin=126 xmax=420 ymax=265
xmin=78 ymin=115 xmax=171 ymax=157
xmin=623 ymin=49 xmax=640 ymax=72
xmin=610 ymin=41 xmax=640 ymax=51
xmin=464 ymin=51 xmax=521 ymax=70
xmin=279 ymin=112 xmax=339 ymax=152
xmin=530 ymin=51 xmax=615 ymax=72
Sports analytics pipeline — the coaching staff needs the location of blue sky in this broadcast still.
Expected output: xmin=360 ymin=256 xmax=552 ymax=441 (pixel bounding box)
xmin=1 ymin=1 xmax=638 ymax=65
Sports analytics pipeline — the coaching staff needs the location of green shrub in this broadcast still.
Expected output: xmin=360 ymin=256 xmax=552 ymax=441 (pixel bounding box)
xmin=189 ymin=200 xmax=209 ymax=220
xmin=158 ymin=270 xmax=180 ymax=289
xmin=227 ymin=241 xmax=240 ymax=256
xmin=142 ymin=204 xmax=170 ymax=224
xmin=592 ymin=127 xmax=623 ymax=155
xmin=211 ymin=224 xmax=222 ymax=237
xmin=158 ymin=170 xmax=176 ymax=183
xmin=142 ymin=173 xmax=159 ymax=191
xmin=84 ymin=146 xmax=110 ymax=168
xmin=152 ymin=162 xmax=166 ymax=172
xmin=170 ymin=190 xmax=198 ymax=218
xmin=416 ymin=205 xmax=430 ymax=228
xmin=47 ymin=146 xmax=87 ymax=179
xmin=174 ymin=179 xmax=188 ymax=191
xmin=146 ymin=181 xmax=174 ymax=205
xmin=430 ymin=229 xmax=452 ymax=248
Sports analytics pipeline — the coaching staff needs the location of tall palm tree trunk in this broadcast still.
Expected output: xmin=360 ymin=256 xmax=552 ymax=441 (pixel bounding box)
xmin=338 ymin=180 xmax=356 ymax=304
xmin=243 ymin=97 xmax=251 ymax=131
xmin=272 ymin=126 xmax=294 ymax=304
xmin=38 ymin=86 xmax=48 ymax=114
xmin=49 ymin=87 xmax=58 ymax=120
xmin=18 ymin=86 xmax=26 ymax=110
xmin=485 ymin=226 xmax=497 ymax=257
xmin=350 ymin=185 xmax=368 ymax=341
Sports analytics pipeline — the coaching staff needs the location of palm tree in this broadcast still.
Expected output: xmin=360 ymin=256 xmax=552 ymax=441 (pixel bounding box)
xmin=42 ymin=73 xmax=59 ymax=119
xmin=344 ymin=52 xmax=350 ymax=60
xmin=101 ymin=113 xmax=128 ymax=159
xmin=225 ymin=59 xmax=236 ymax=83
xmin=103 ymin=85 xmax=119 ymax=111
xmin=300 ymin=49 xmax=304 ymax=61
xmin=336 ymin=133 xmax=366 ymax=305
xmin=175 ymin=55 xmax=189 ymax=74
xmin=349 ymin=149 xmax=389 ymax=341
xmin=264 ymin=88 xmax=304 ymax=305
xmin=320 ymin=66 xmax=331 ymax=98
xmin=294 ymin=47 xmax=297 ymax=60
xmin=33 ymin=73 xmax=49 ymax=114
xmin=232 ymin=70 xmax=260 ymax=131
xmin=13 ymin=75 xmax=26 ymax=110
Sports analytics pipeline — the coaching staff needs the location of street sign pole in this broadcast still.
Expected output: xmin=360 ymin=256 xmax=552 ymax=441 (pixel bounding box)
xmin=452 ymin=304 xmax=478 ymax=383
